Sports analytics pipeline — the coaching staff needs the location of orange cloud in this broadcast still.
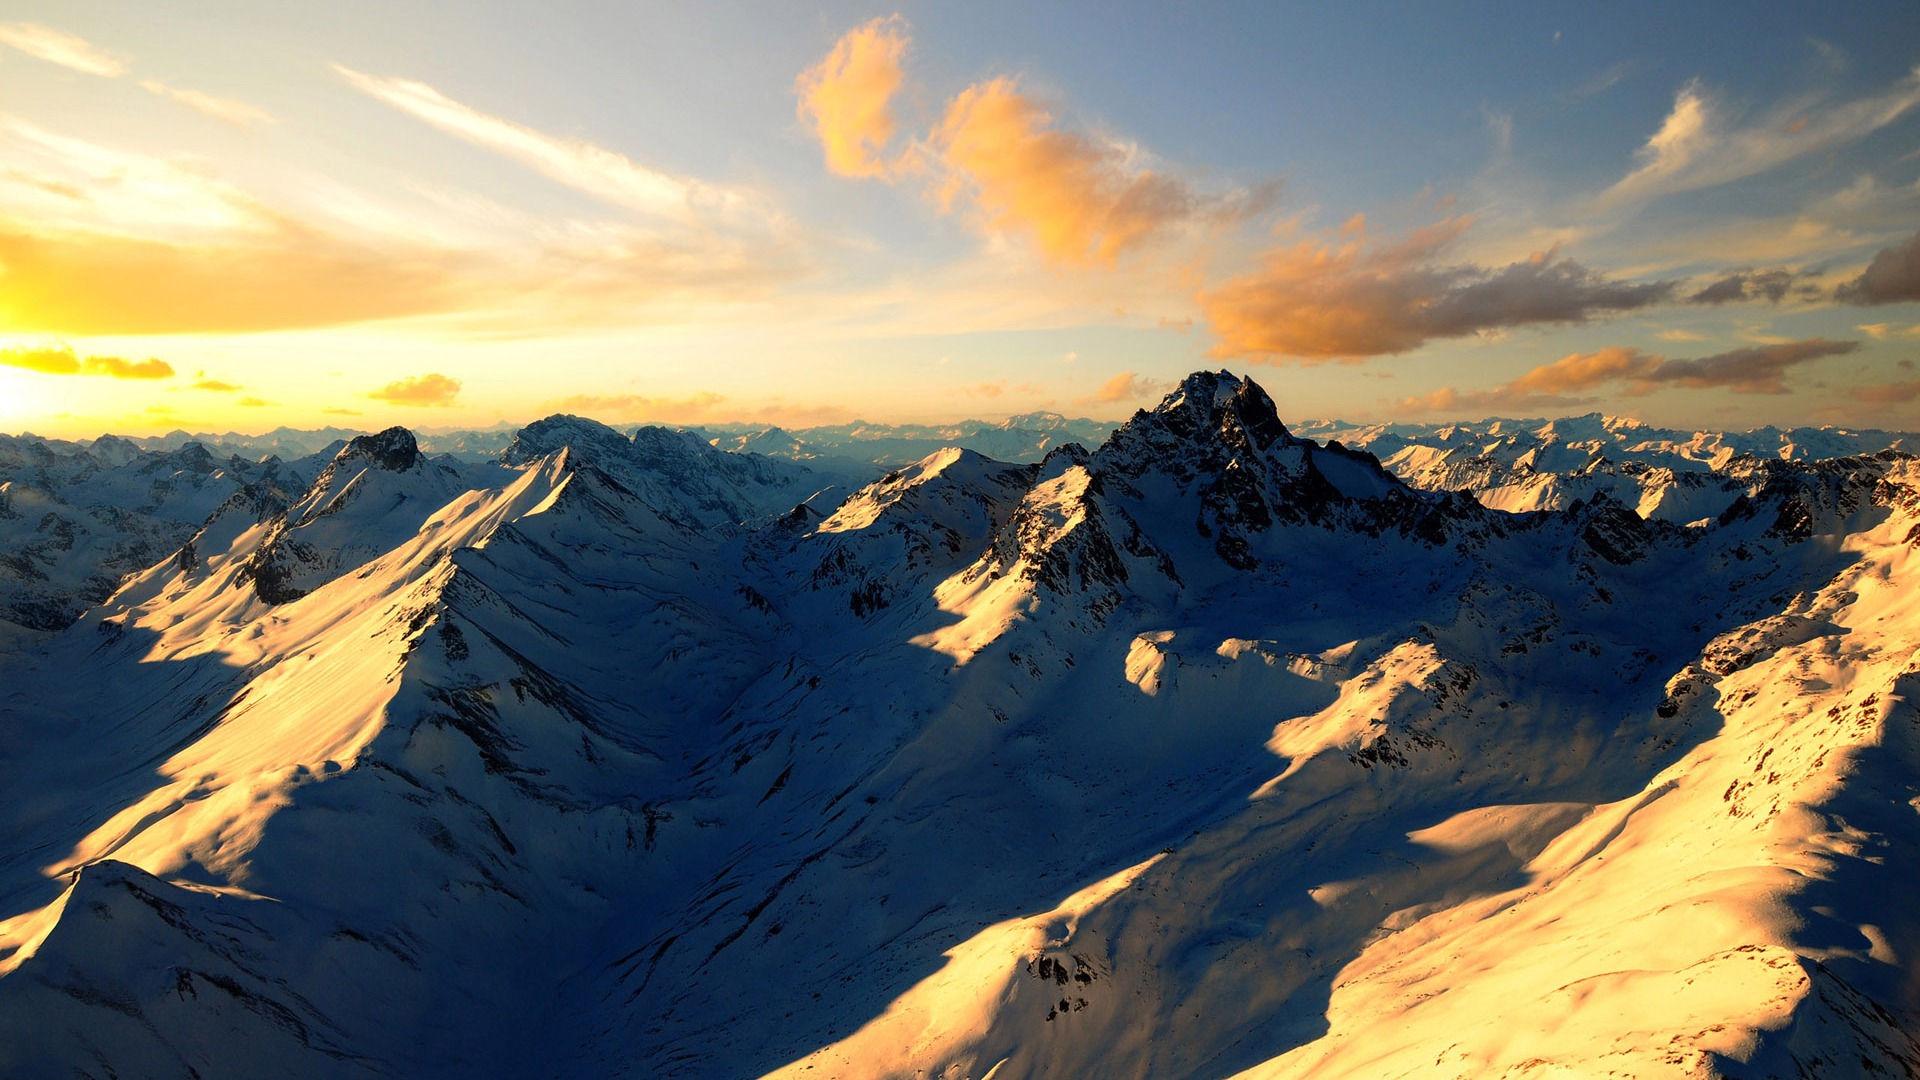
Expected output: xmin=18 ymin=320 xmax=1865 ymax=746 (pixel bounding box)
xmin=543 ymin=391 xmax=727 ymax=425
xmin=1396 ymin=338 xmax=1861 ymax=416
xmin=1507 ymin=345 xmax=1659 ymax=394
xmin=1200 ymin=219 xmax=1676 ymax=362
xmin=1852 ymin=379 xmax=1920 ymax=405
xmin=1078 ymin=371 xmax=1169 ymax=405
xmin=368 ymin=373 xmax=462 ymax=407
xmin=0 ymin=227 xmax=465 ymax=334
xmin=795 ymin=15 xmax=912 ymax=179
xmin=0 ymin=342 xmax=172 ymax=378
xmin=932 ymin=78 xmax=1208 ymax=266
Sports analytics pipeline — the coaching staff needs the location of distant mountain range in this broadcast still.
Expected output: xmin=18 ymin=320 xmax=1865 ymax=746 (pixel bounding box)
xmin=1 ymin=377 xmax=1916 ymax=1076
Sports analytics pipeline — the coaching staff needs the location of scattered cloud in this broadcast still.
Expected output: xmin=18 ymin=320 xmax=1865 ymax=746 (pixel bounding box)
xmin=236 ymin=395 xmax=274 ymax=407
xmin=798 ymin=17 xmax=1259 ymax=268
xmin=1835 ymin=230 xmax=1920 ymax=304
xmin=964 ymin=380 xmax=1005 ymax=398
xmin=1200 ymin=217 xmax=1674 ymax=361
xmin=1687 ymin=267 xmax=1808 ymax=305
xmin=139 ymin=80 xmax=274 ymax=128
xmin=322 ymin=407 xmax=363 ymax=416
xmin=368 ymin=372 xmax=462 ymax=406
xmin=190 ymin=379 xmax=243 ymax=392
xmin=1852 ymin=379 xmax=1920 ymax=405
xmin=795 ymin=15 xmax=912 ymax=179
xmin=931 ymin=77 xmax=1237 ymax=266
xmin=336 ymin=65 xmax=749 ymax=222
xmin=1656 ymin=328 xmax=1708 ymax=342
xmin=82 ymin=355 xmax=173 ymax=379
xmin=1397 ymin=337 xmax=1860 ymax=415
xmin=0 ymin=22 xmax=125 ymax=77
xmin=1857 ymin=322 xmax=1920 ymax=339
xmin=1596 ymin=66 xmax=1920 ymax=209
xmin=0 ymin=343 xmax=172 ymax=378
xmin=1079 ymin=370 xmax=1170 ymax=405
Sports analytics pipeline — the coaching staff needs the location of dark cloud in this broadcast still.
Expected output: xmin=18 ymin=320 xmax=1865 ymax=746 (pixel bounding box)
xmin=1688 ymin=267 xmax=1803 ymax=305
xmin=1397 ymin=337 xmax=1860 ymax=415
xmin=1639 ymin=338 xmax=1859 ymax=394
xmin=1836 ymin=231 xmax=1920 ymax=305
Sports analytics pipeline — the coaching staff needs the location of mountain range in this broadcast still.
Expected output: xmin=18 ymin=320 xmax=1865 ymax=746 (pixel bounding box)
xmin=0 ymin=372 xmax=1916 ymax=1077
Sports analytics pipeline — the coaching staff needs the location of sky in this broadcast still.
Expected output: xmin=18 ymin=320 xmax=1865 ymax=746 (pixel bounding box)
xmin=1 ymin=1 xmax=1918 ymax=438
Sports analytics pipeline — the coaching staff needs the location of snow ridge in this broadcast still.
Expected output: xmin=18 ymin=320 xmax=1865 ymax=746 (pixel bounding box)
xmin=0 ymin=379 xmax=1917 ymax=1079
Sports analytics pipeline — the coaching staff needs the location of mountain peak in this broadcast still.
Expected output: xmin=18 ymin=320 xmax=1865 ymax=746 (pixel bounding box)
xmin=500 ymin=414 xmax=631 ymax=466
xmin=334 ymin=426 xmax=421 ymax=472
xmin=1105 ymin=371 xmax=1294 ymax=467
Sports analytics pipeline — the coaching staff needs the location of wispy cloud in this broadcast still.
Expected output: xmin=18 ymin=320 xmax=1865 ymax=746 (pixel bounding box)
xmin=1078 ymin=371 xmax=1171 ymax=406
xmin=335 ymin=65 xmax=751 ymax=222
xmin=1200 ymin=217 xmax=1674 ymax=362
xmin=1596 ymin=67 xmax=1920 ymax=209
xmin=795 ymin=15 xmax=912 ymax=179
xmin=0 ymin=342 xmax=172 ymax=378
xmin=367 ymin=372 xmax=462 ymax=406
xmin=139 ymin=80 xmax=274 ymax=128
xmin=0 ymin=22 xmax=124 ymax=77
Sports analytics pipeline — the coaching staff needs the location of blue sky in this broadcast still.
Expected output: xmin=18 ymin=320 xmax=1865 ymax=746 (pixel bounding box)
xmin=0 ymin=2 xmax=1916 ymax=436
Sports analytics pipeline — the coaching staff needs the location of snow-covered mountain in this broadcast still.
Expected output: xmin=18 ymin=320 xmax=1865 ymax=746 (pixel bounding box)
xmin=1296 ymin=413 xmax=1914 ymax=521
xmin=0 ymin=433 xmax=326 ymax=652
xmin=1 ymin=373 xmax=1917 ymax=1078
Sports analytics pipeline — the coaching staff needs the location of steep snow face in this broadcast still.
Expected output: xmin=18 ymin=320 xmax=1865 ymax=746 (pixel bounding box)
xmin=2 ymin=382 xmax=1918 ymax=1080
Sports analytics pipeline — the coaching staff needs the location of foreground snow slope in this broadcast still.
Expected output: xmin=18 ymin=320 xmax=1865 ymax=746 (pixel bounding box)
xmin=0 ymin=376 xmax=1916 ymax=1078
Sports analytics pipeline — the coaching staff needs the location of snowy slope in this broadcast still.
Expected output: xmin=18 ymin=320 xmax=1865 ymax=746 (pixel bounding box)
xmin=0 ymin=376 xmax=1916 ymax=1078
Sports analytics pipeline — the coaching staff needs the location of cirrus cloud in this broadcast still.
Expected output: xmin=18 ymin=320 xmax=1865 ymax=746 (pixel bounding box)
xmin=0 ymin=22 xmax=125 ymax=77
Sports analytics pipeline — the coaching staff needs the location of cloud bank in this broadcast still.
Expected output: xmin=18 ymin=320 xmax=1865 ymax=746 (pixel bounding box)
xmin=1200 ymin=218 xmax=1675 ymax=362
